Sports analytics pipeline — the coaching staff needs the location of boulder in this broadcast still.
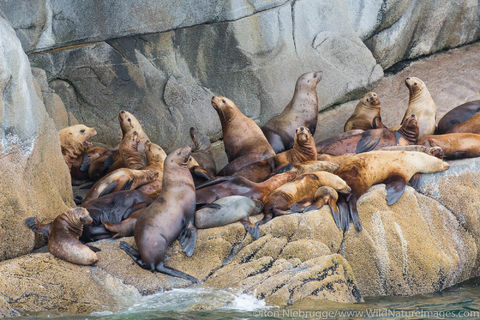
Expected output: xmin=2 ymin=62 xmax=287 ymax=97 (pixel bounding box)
xmin=0 ymin=17 xmax=73 ymax=261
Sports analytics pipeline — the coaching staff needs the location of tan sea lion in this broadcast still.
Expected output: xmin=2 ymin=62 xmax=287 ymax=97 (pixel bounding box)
xmin=344 ymin=92 xmax=385 ymax=131
xmin=135 ymin=141 xmax=168 ymax=198
xmin=119 ymin=130 xmax=147 ymax=170
xmin=119 ymin=146 xmax=198 ymax=283
xmin=262 ymin=71 xmax=323 ymax=153
xmin=290 ymin=186 xmax=339 ymax=214
xmin=259 ymin=171 xmax=351 ymax=226
xmin=335 ymin=151 xmax=449 ymax=231
xmin=212 ymin=96 xmax=275 ymax=176
xmin=289 ymin=160 xmax=340 ymax=175
xmin=418 ymin=133 xmax=480 ymax=159
xmin=437 ymin=100 xmax=480 ymax=134
xmin=59 ymin=124 xmax=97 ymax=170
xmin=195 ymin=196 xmax=263 ymax=239
xmin=400 ymin=77 xmax=436 ymax=139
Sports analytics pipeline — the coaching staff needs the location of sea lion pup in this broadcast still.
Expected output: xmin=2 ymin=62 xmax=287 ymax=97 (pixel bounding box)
xmin=400 ymin=77 xmax=436 ymax=139
xmin=190 ymin=127 xmax=217 ymax=180
xmin=446 ymin=113 xmax=480 ymax=134
xmin=335 ymin=151 xmax=449 ymax=231
xmin=120 ymin=146 xmax=198 ymax=283
xmin=316 ymin=114 xmax=419 ymax=156
xmin=212 ymin=96 xmax=275 ymax=176
xmin=196 ymin=171 xmax=297 ymax=204
xmin=418 ymin=133 xmax=480 ymax=160
xmin=344 ymin=92 xmax=385 ymax=131
xmin=49 ymin=208 xmax=99 ymax=265
xmin=195 ymin=196 xmax=263 ymax=239
xmin=290 ymin=186 xmax=338 ymax=214
xmin=59 ymin=124 xmax=97 ymax=170
xmin=26 ymin=190 xmax=152 ymax=242
xmin=262 ymin=71 xmax=323 ymax=153
xmin=437 ymin=100 xmax=480 ymax=134
xmin=259 ymin=171 xmax=351 ymax=226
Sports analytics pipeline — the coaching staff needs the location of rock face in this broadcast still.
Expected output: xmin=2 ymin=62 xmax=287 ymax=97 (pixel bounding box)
xmin=0 ymin=17 xmax=73 ymax=261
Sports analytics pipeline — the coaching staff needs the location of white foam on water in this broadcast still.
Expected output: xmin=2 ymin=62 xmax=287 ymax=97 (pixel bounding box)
xmin=222 ymin=292 xmax=268 ymax=311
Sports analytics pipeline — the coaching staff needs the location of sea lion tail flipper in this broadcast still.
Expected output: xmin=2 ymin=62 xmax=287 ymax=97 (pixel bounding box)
xmin=98 ymin=180 xmax=119 ymax=198
xmin=290 ymin=200 xmax=310 ymax=213
xmin=304 ymin=205 xmax=320 ymax=212
xmin=178 ymin=220 xmax=197 ymax=257
xmin=25 ymin=217 xmax=52 ymax=237
xmin=103 ymin=153 xmax=115 ymax=167
xmin=119 ymin=241 xmax=148 ymax=269
xmin=80 ymin=154 xmax=90 ymax=172
xmin=347 ymin=194 xmax=362 ymax=231
xmin=384 ymin=175 xmax=407 ymax=206
xmin=156 ymin=263 xmax=199 ymax=284
xmin=337 ymin=195 xmax=349 ymax=231
xmin=241 ymin=218 xmax=260 ymax=239
xmin=275 ymin=163 xmax=294 ymax=174
xmin=87 ymin=245 xmax=101 ymax=253
xmin=195 ymin=203 xmax=221 ymax=210
xmin=355 ymin=132 xmax=381 ymax=153
xmin=195 ymin=176 xmax=234 ymax=190
xmin=328 ymin=200 xmax=341 ymax=229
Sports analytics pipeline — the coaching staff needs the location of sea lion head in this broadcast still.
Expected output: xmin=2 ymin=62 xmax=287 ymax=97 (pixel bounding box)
xmin=294 ymin=126 xmax=312 ymax=145
xmin=59 ymin=124 xmax=97 ymax=155
xmin=405 ymin=77 xmax=426 ymax=94
xmin=297 ymin=71 xmax=323 ymax=90
xmin=69 ymin=207 xmax=93 ymax=226
xmin=187 ymin=155 xmax=200 ymax=170
xmin=145 ymin=141 xmax=167 ymax=165
xmin=118 ymin=110 xmax=142 ymax=135
xmin=362 ymin=92 xmax=380 ymax=107
xmin=167 ymin=146 xmax=192 ymax=168
xmin=211 ymin=96 xmax=239 ymax=122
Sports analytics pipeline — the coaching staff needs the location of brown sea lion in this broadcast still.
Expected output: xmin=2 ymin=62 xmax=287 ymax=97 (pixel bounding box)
xmin=344 ymin=92 xmax=385 ymax=131
xmin=445 ymin=113 xmax=480 ymax=134
xmin=119 ymin=146 xmax=198 ymax=283
xmin=316 ymin=114 xmax=419 ymax=156
xmin=290 ymin=186 xmax=339 ymax=214
xmin=70 ymin=146 xmax=110 ymax=185
xmin=212 ymin=96 xmax=275 ymax=176
xmin=195 ymin=171 xmax=297 ymax=204
xmin=119 ymin=130 xmax=147 ymax=170
xmin=262 ymin=71 xmax=323 ymax=153
xmin=418 ymin=133 xmax=480 ymax=159
xmin=195 ymin=196 xmax=263 ymax=239
xmin=437 ymin=100 xmax=480 ymax=134
xmin=190 ymin=127 xmax=217 ymax=178
xmin=135 ymin=141 xmax=167 ymax=198
xmin=87 ymin=147 xmax=116 ymax=181
xmin=27 ymin=190 xmax=153 ymax=242
xmin=400 ymin=77 xmax=436 ymax=139
xmin=260 ymin=171 xmax=351 ymax=226
xmin=335 ymin=151 xmax=449 ymax=231
xmin=47 ymin=207 xmax=98 ymax=265
xmin=59 ymin=124 xmax=97 ymax=170
xmin=290 ymin=160 xmax=340 ymax=175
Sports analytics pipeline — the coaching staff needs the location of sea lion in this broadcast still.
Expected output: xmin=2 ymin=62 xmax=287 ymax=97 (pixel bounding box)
xmin=87 ymin=147 xmax=116 ymax=181
xmin=262 ymin=71 xmax=323 ymax=153
xmin=437 ymin=100 xmax=480 ymax=134
xmin=335 ymin=151 xmax=449 ymax=231
xmin=212 ymin=96 xmax=275 ymax=176
xmin=418 ymin=133 xmax=480 ymax=159
xmin=316 ymin=114 xmax=419 ymax=156
xmin=290 ymin=186 xmax=339 ymax=214
xmin=47 ymin=207 xmax=99 ymax=265
xmin=190 ymin=127 xmax=217 ymax=178
xmin=135 ymin=141 xmax=167 ymax=198
xmin=400 ymin=77 xmax=436 ymax=139
xmin=59 ymin=124 xmax=97 ymax=170
xmin=289 ymin=160 xmax=340 ymax=175
xmin=188 ymin=155 xmax=214 ymax=185
xmin=26 ymin=190 xmax=153 ymax=242
xmin=344 ymin=92 xmax=385 ymax=131
xmin=196 ymin=171 xmax=297 ymax=204
xmin=119 ymin=146 xmax=198 ymax=283
xmin=195 ymin=196 xmax=263 ymax=239
xmin=119 ymin=130 xmax=147 ymax=170
xmin=259 ymin=171 xmax=351 ymax=226
xmin=445 ymin=113 xmax=480 ymax=134
xmin=69 ymin=146 xmax=110 ymax=185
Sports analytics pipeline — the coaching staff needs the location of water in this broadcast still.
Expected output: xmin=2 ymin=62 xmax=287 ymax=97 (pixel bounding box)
xmin=14 ymin=281 xmax=480 ymax=320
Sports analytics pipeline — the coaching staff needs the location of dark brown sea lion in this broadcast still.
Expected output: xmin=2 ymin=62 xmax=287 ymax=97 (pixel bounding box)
xmin=316 ymin=114 xmax=419 ymax=156
xmin=213 ymin=96 xmax=275 ymax=176
xmin=59 ymin=124 xmax=97 ymax=171
xmin=195 ymin=171 xmax=297 ymax=204
xmin=400 ymin=77 xmax=436 ymax=139
xmin=445 ymin=113 xmax=480 ymax=134
xmin=262 ymin=71 xmax=323 ymax=153
xmin=418 ymin=133 xmax=480 ymax=159
xmin=335 ymin=151 xmax=449 ymax=231
xmin=437 ymin=100 xmax=480 ymax=134
xmin=119 ymin=146 xmax=198 ymax=283
xmin=259 ymin=171 xmax=351 ymax=226
xmin=344 ymin=92 xmax=385 ymax=131
xmin=26 ymin=190 xmax=153 ymax=242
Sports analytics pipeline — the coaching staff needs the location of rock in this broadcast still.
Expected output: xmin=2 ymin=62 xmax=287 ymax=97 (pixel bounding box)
xmin=340 ymin=185 xmax=477 ymax=296
xmin=0 ymin=17 xmax=73 ymax=261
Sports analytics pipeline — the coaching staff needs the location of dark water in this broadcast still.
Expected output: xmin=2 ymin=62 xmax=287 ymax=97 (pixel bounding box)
xmin=13 ymin=281 xmax=480 ymax=320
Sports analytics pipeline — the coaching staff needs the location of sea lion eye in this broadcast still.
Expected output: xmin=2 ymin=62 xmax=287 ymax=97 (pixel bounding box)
xmin=127 ymin=118 xmax=131 ymax=122
xmin=414 ymin=82 xmax=417 ymax=86
xmin=80 ymin=129 xmax=85 ymax=133
xmin=222 ymin=99 xmax=226 ymax=104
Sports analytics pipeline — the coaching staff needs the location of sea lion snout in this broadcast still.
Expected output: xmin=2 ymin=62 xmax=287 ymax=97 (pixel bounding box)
xmin=313 ymin=71 xmax=323 ymax=80
xmin=73 ymin=207 xmax=93 ymax=225
xmin=442 ymin=161 xmax=450 ymax=170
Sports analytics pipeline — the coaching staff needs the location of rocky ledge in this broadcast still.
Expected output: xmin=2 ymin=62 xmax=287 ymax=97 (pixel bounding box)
xmin=1 ymin=156 xmax=480 ymax=316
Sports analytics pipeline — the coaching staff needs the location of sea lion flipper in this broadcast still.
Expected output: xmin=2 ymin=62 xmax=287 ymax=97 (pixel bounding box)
xmin=103 ymin=153 xmax=115 ymax=167
xmin=80 ymin=154 xmax=90 ymax=172
xmin=120 ymin=241 xmax=149 ymax=269
xmin=384 ymin=175 xmax=407 ymax=206
xmin=241 ymin=218 xmax=260 ymax=239
xmin=408 ymin=173 xmax=421 ymax=189
xmin=195 ymin=203 xmax=221 ymax=210
xmin=356 ymin=132 xmax=381 ymax=153
xmin=122 ymin=179 xmax=134 ymax=191
xmin=87 ymin=245 xmax=101 ymax=253
xmin=290 ymin=200 xmax=310 ymax=213
xmin=156 ymin=263 xmax=199 ymax=284
xmin=25 ymin=217 xmax=52 ymax=238
xmin=195 ymin=176 xmax=234 ymax=190
xmin=328 ymin=200 xmax=341 ymax=229
xmin=98 ymin=180 xmax=119 ymax=198
xmin=192 ymin=167 xmax=213 ymax=181
xmin=275 ymin=163 xmax=293 ymax=174
xmin=337 ymin=196 xmax=349 ymax=231
xmin=178 ymin=220 xmax=197 ymax=257
xmin=347 ymin=194 xmax=362 ymax=231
